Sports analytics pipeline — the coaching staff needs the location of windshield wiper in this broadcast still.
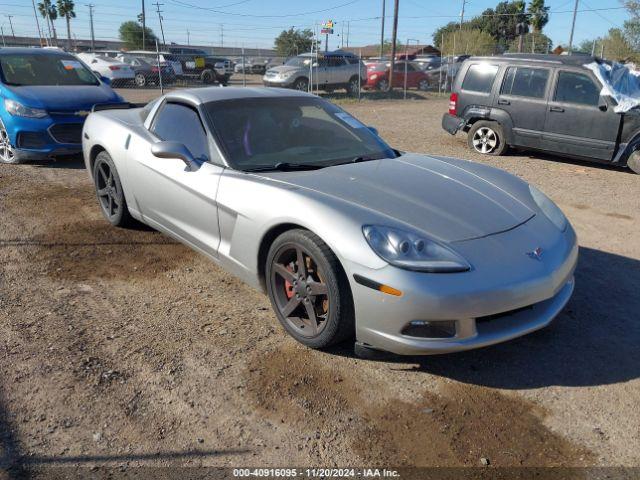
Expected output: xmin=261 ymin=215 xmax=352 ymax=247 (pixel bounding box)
xmin=243 ymin=162 xmax=327 ymax=172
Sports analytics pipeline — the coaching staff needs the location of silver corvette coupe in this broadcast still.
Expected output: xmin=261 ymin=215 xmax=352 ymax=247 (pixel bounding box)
xmin=82 ymin=87 xmax=578 ymax=355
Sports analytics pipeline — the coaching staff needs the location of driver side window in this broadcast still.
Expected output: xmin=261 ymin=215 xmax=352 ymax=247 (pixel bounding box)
xmin=151 ymin=102 xmax=209 ymax=161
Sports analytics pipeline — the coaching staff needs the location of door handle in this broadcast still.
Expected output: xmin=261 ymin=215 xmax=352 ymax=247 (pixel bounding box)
xmin=497 ymin=99 xmax=510 ymax=105
xmin=550 ymin=106 xmax=565 ymax=112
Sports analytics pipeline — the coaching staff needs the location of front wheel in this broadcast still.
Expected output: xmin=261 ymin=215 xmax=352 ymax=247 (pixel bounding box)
xmin=92 ymin=151 xmax=136 ymax=227
xmin=467 ymin=121 xmax=507 ymax=156
xmin=627 ymin=150 xmax=640 ymax=174
xmin=376 ymin=78 xmax=390 ymax=91
xmin=293 ymin=77 xmax=309 ymax=91
xmin=134 ymin=73 xmax=146 ymax=87
xmin=418 ymin=79 xmax=430 ymax=91
xmin=0 ymin=119 xmax=20 ymax=164
xmin=266 ymin=229 xmax=354 ymax=349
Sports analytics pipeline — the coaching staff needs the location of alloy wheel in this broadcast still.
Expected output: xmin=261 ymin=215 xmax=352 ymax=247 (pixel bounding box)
xmin=270 ymin=243 xmax=330 ymax=338
xmin=418 ymin=79 xmax=429 ymax=91
xmin=135 ymin=73 xmax=146 ymax=87
xmin=472 ymin=127 xmax=498 ymax=154
xmin=95 ymin=160 xmax=122 ymax=221
xmin=0 ymin=121 xmax=16 ymax=164
xmin=377 ymin=79 xmax=389 ymax=91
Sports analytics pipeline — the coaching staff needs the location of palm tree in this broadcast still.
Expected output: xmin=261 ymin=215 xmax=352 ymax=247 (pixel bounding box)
xmin=528 ymin=0 xmax=550 ymax=33
xmin=37 ymin=0 xmax=58 ymax=45
xmin=57 ymin=0 xmax=76 ymax=50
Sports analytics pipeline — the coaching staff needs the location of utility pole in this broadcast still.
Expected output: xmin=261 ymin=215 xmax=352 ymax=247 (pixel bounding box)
xmin=379 ymin=0 xmax=386 ymax=58
xmin=141 ymin=0 xmax=146 ymax=50
xmin=220 ymin=24 xmax=224 ymax=47
xmin=31 ymin=0 xmax=43 ymax=45
xmin=460 ymin=0 xmax=466 ymax=29
xmin=341 ymin=22 xmax=344 ymax=48
xmin=387 ymin=0 xmax=399 ymax=92
xmin=87 ymin=4 xmax=95 ymax=51
xmin=154 ymin=2 xmax=165 ymax=48
xmin=568 ymin=0 xmax=579 ymax=54
xmin=1 ymin=26 xmax=5 ymax=47
xmin=187 ymin=28 xmax=190 ymax=46
xmin=6 ymin=15 xmax=15 ymax=38
xmin=346 ymin=21 xmax=350 ymax=47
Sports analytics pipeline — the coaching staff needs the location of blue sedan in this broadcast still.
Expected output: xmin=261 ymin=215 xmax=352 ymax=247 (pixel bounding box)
xmin=0 ymin=48 xmax=125 ymax=164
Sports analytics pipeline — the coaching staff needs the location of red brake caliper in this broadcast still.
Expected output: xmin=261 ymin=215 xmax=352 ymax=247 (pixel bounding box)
xmin=284 ymin=265 xmax=295 ymax=299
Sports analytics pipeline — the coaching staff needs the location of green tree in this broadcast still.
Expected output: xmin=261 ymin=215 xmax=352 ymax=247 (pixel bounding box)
xmin=274 ymin=28 xmax=317 ymax=56
xmin=119 ymin=21 xmax=157 ymax=50
xmin=507 ymin=32 xmax=552 ymax=53
xmin=601 ymin=28 xmax=637 ymax=62
xmin=440 ymin=28 xmax=497 ymax=56
xmin=57 ymin=0 xmax=75 ymax=50
xmin=528 ymin=0 xmax=550 ymax=33
xmin=38 ymin=0 xmax=58 ymax=45
xmin=622 ymin=0 xmax=640 ymax=50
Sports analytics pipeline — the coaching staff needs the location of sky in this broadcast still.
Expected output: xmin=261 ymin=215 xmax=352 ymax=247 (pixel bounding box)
xmin=0 ymin=0 xmax=632 ymax=51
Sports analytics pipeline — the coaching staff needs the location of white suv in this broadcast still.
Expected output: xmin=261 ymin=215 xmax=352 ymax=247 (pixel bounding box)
xmin=263 ymin=51 xmax=366 ymax=95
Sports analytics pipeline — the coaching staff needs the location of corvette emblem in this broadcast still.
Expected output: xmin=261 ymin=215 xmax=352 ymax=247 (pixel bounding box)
xmin=75 ymin=110 xmax=91 ymax=117
xmin=527 ymin=247 xmax=544 ymax=261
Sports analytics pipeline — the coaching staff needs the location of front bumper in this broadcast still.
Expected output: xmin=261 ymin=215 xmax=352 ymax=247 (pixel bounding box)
xmin=348 ymin=214 xmax=579 ymax=355
xmin=263 ymin=77 xmax=295 ymax=88
xmin=2 ymin=113 xmax=85 ymax=161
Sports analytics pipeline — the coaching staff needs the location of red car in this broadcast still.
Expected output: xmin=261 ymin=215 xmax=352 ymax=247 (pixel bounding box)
xmin=365 ymin=61 xmax=430 ymax=91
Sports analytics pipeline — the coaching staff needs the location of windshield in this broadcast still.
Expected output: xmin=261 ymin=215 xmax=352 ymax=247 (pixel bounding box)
xmin=0 ymin=54 xmax=99 ymax=86
xmin=284 ymin=56 xmax=311 ymax=67
xmin=205 ymin=97 xmax=396 ymax=171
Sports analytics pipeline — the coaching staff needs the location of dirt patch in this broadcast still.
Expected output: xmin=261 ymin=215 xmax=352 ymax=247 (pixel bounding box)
xmin=29 ymin=219 xmax=193 ymax=281
xmin=605 ymin=212 xmax=633 ymax=220
xmin=246 ymin=346 xmax=593 ymax=468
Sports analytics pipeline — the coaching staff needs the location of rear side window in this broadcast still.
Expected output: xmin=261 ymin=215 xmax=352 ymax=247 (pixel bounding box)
xmin=151 ymin=102 xmax=209 ymax=161
xmin=461 ymin=64 xmax=499 ymax=93
xmin=554 ymin=71 xmax=601 ymax=106
xmin=501 ymin=67 xmax=549 ymax=98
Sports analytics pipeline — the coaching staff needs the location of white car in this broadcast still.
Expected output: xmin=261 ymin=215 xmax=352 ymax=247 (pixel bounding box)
xmin=76 ymin=53 xmax=134 ymax=86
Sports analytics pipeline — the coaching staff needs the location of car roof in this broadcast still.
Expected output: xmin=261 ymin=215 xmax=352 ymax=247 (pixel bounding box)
xmin=467 ymin=53 xmax=603 ymax=67
xmin=0 ymin=47 xmax=73 ymax=57
xmin=165 ymin=86 xmax=315 ymax=104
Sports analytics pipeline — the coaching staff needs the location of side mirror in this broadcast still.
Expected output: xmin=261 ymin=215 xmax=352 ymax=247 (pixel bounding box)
xmin=598 ymin=97 xmax=608 ymax=111
xmin=99 ymin=75 xmax=111 ymax=86
xmin=151 ymin=141 xmax=198 ymax=170
xmin=367 ymin=126 xmax=379 ymax=136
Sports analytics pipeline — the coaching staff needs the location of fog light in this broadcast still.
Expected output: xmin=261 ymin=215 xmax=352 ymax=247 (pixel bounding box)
xmin=401 ymin=320 xmax=456 ymax=338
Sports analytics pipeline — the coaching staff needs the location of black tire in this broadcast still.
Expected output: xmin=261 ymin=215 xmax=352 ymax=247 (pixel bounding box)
xmin=627 ymin=150 xmax=640 ymax=174
xmin=92 ymin=151 xmax=136 ymax=227
xmin=418 ymin=78 xmax=430 ymax=91
xmin=134 ymin=73 xmax=146 ymax=88
xmin=467 ymin=120 xmax=508 ymax=156
xmin=346 ymin=76 xmax=360 ymax=96
xmin=293 ymin=77 xmax=309 ymax=92
xmin=376 ymin=78 xmax=389 ymax=91
xmin=0 ymin=118 xmax=22 ymax=164
xmin=266 ymin=229 xmax=354 ymax=349
xmin=201 ymin=69 xmax=215 ymax=84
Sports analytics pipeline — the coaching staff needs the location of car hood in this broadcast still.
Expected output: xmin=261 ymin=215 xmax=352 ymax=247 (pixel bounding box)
xmin=266 ymin=65 xmax=302 ymax=75
xmin=5 ymin=85 xmax=122 ymax=111
xmin=261 ymin=153 xmax=535 ymax=243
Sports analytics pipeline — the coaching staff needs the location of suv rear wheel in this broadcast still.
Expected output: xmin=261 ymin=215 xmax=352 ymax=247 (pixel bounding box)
xmin=467 ymin=121 xmax=507 ymax=156
xmin=627 ymin=150 xmax=640 ymax=174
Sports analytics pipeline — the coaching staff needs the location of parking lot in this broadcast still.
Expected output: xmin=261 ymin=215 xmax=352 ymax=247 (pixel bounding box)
xmin=0 ymin=90 xmax=638 ymax=470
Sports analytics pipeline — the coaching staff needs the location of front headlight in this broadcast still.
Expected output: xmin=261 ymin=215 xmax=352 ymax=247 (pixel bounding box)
xmin=363 ymin=225 xmax=471 ymax=273
xmin=370 ymin=73 xmax=378 ymax=80
xmin=529 ymin=185 xmax=567 ymax=231
xmin=278 ymin=71 xmax=294 ymax=79
xmin=4 ymin=99 xmax=48 ymax=118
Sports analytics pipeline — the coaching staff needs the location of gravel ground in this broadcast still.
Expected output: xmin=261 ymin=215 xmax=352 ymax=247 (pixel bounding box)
xmin=0 ymin=88 xmax=638 ymax=473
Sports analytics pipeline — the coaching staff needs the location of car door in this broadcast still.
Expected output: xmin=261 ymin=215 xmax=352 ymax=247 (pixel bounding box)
xmin=543 ymin=69 xmax=622 ymax=161
xmin=129 ymin=101 xmax=223 ymax=257
xmin=326 ymin=55 xmax=348 ymax=85
xmin=312 ymin=56 xmax=329 ymax=88
xmin=494 ymin=65 xmax=551 ymax=148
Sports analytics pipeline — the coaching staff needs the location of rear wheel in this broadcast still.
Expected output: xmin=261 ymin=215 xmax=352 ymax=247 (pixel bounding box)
xmin=266 ymin=229 xmax=354 ymax=349
xmin=293 ymin=77 xmax=309 ymax=91
xmin=135 ymin=73 xmax=146 ymax=87
xmin=201 ymin=69 xmax=214 ymax=84
xmin=467 ymin=121 xmax=507 ymax=156
xmin=0 ymin=119 xmax=20 ymax=164
xmin=346 ymin=76 xmax=360 ymax=96
xmin=92 ymin=151 xmax=136 ymax=227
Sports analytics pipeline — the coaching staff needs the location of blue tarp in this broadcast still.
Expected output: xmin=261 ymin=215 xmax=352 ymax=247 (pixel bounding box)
xmin=585 ymin=61 xmax=640 ymax=113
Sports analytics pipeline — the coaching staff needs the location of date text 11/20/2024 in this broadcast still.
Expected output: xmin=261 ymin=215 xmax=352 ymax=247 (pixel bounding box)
xmin=232 ymin=468 xmax=400 ymax=477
